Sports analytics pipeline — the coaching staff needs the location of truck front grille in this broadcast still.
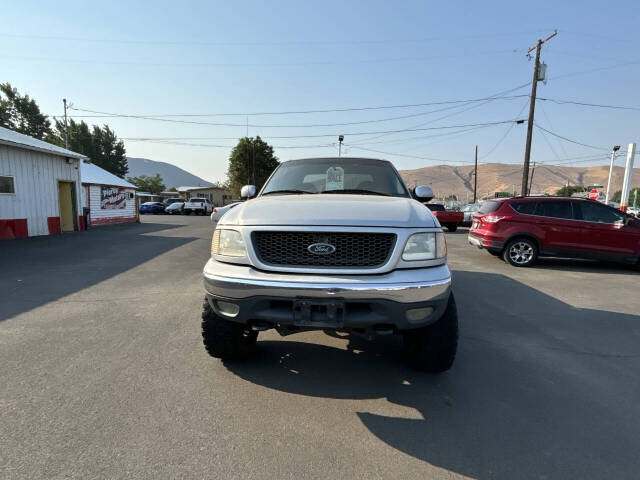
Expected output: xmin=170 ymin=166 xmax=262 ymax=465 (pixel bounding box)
xmin=251 ymin=231 xmax=396 ymax=268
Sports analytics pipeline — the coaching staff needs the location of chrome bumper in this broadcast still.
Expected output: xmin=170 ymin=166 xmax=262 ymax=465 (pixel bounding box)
xmin=203 ymin=258 xmax=451 ymax=304
xmin=468 ymin=234 xmax=483 ymax=248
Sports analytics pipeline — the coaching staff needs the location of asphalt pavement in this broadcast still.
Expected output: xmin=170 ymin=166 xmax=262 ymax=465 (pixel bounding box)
xmin=1 ymin=215 xmax=639 ymax=479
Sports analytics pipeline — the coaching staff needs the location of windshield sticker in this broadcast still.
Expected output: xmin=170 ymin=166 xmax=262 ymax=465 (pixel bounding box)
xmin=325 ymin=166 xmax=344 ymax=191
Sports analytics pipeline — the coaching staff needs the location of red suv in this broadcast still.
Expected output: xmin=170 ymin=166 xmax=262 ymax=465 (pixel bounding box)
xmin=468 ymin=197 xmax=640 ymax=267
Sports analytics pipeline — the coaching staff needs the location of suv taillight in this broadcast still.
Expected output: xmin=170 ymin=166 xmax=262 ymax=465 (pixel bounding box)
xmin=482 ymin=215 xmax=511 ymax=223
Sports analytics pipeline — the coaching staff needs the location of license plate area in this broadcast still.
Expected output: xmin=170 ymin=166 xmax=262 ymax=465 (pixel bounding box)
xmin=293 ymin=299 xmax=345 ymax=327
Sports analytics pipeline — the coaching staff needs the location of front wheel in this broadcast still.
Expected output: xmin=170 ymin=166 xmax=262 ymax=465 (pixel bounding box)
xmin=503 ymin=238 xmax=538 ymax=267
xmin=201 ymin=299 xmax=257 ymax=360
xmin=402 ymin=293 xmax=458 ymax=372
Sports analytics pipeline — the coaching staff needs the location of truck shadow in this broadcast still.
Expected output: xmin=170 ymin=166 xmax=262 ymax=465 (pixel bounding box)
xmin=225 ymin=271 xmax=640 ymax=479
xmin=0 ymin=222 xmax=199 ymax=322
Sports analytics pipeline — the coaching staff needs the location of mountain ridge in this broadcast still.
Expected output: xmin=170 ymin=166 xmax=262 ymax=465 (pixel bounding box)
xmin=399 ymin=163 xmax=640 ymax=200
xmin=126 ymin=157 xmax=212 ymax=189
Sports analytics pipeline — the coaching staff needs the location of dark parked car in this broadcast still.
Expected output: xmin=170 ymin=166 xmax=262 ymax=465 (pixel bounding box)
xmin=165 ymin=202 xmax=185 ymax=215
xmin=140 ymin=202 xmax=166 ymax=214
xmin=468 ymin=196 xmax=640 ymax=267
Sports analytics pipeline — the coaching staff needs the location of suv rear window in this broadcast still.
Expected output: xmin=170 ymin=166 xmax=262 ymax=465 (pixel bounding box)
xmin=510 ymin=201 xmax=537 ymax=215
xmin=535 ymin=200 xmax=573 ymax=219
xmin=477 ymin=201 xmax=501 ymax=214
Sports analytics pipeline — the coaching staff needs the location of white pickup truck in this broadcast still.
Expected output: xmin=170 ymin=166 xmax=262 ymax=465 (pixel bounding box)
xmin=201 ymin=157 xmax=458 ymax=372
xmin=184 ymin=197 xmax=213 ymax=215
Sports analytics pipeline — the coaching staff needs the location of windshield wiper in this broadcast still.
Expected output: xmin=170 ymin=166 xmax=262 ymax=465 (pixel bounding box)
xmin=322 ymin=189 xmax=391 ymax=197
xmin=261 ymin=189 xmax=314 ymax=196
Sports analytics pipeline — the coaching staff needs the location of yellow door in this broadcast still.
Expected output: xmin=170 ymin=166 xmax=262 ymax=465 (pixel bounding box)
xmin=58 ymin=182 xmax=74 ymax=232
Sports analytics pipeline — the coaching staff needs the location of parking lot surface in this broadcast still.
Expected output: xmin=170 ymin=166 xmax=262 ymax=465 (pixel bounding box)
xmin=1 ymin=216 xmax=639 ymax=479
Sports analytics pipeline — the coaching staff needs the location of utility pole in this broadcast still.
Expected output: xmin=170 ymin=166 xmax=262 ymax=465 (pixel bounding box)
xmin=521 ymin=30 xmax=557 ymax=196
xmin=473 ymin=145 xmax=478 ymax=203
xmin=605 ymin=145 xmax=621 ymax=204
xmin=63 ymin=98 xmax=69 ymax=149
xmin=251 ymin=138 xmax=256 ymax=185
xmin=528 ymin=162 xmax=537 ymax=195
xmin=338 ymin=135 xmax=344 ymax=157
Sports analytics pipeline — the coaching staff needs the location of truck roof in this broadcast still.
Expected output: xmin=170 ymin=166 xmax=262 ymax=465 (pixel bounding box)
xmin=282 ymin=157 xmax=393 ymax=166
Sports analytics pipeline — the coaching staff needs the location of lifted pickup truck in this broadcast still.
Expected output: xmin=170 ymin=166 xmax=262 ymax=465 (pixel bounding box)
xmin=184 ymin=197 xmax=213 ymax=215
xmin=425 ymin=204 xmax=463 ymax=232
xmin=201 ymin=157 xmax=458 ymax=372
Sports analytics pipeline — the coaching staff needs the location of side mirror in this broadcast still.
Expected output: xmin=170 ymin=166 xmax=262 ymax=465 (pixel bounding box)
xmin=241 ymin=185 xmax=256 ymax=199
xmin=413 ymin=185 xmax=434 ymax=202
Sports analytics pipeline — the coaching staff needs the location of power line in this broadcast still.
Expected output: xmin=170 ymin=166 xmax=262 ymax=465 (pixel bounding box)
xmin=127 ymin=139 xmax=336 ymax=149
xmin=536 ymin=153 xmax=616 ymax=165
xmin=0 ymin=49 xmax=522 ymax=69
xmin=343 ymin=145 xmax=468 ymax=164
xmin=537 ymin=101 xmax=568 ymax=157
xmin=121 ymin=119 xmax=520 ymax=140
xmin=537 ymin=126 xmax=561 ymax=161
xmin=548 ymin=59 xmax=640 ymax=81
xmin=69 ymin=97 xmax=524 ymax=129
xmin=66 ymin=94 xmax=527 ymax=120
xmin=350 ymin=82 xmax=531 ymax=145
xmin=0 ymin=30 xmax=552 ymax=46
xmin=479 ymin=99 xmax=529 ymax=159
xmin=538 ymin=97 xmax=640 ymax=112
xmin=533 ymin=124 xmax=610 ymax=151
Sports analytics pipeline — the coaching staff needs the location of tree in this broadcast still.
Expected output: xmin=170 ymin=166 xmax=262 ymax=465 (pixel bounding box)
xmin=0 ymin=83 xmax=51 ymax=139
xmin=92 ymin=124 xmax=128 ymax=178
xmin=611 ymin=188 xmax=640 ymax=204
xmin=127 ymin=174 xmax=165 ymax=194
xmin=50 ymin=119 xmax=128 ymax=178
xmin=167 ymin=187 xmax=178 ymax=192
xmin=226 ymin=137 xmax=279 ymax=196
xmin=555 ymin=185 xmax=586 ymax=197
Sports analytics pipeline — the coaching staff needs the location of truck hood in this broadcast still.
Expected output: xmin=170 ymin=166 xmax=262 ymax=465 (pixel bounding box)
xmin=219 ymin=194 xmax=437 ymax=228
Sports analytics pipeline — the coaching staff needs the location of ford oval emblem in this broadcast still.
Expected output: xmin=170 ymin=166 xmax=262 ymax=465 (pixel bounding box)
xmin=307 ymin=242 xmax=336 ymax=255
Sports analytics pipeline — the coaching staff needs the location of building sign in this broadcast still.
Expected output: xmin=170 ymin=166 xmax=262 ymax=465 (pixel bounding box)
xmin=101 ymin=187 xmax=127 ymax=209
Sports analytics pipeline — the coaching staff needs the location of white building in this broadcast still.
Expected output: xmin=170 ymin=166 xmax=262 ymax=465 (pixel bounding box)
xmin=81 ymin=161 xmax=138 ymax=226
xmin=0 ymin=126 xmax=85 ymax=239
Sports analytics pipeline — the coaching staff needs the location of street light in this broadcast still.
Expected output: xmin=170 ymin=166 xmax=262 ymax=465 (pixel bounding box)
xmin=605 ymin=145 xmax=621 ymax=204
xmin=338 ymin=135 xmax=344 ymax=157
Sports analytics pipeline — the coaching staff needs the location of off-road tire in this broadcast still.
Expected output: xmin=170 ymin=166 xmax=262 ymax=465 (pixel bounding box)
xmin=402 ymin=293 xmax=458 ymax=372
xmin=446 ymin=224 xmax=458 ymax=232
xmin=201 ymin=299 xmax=257 ymax=360
xmin=503 ymin=237 xmax=538 ymax=267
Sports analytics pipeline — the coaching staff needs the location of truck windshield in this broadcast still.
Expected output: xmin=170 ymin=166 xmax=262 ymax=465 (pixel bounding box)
xmin=261 ymin=159 xmax=410 ymax=197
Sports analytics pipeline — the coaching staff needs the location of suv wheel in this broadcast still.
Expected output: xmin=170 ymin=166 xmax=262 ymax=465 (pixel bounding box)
xmin=201 ymin=299 xmax=257 ymax=360
xmin=402 ymin=293 xmax=458 ymax=372
xmin=504 ymin=238 xmax=538 ymax=267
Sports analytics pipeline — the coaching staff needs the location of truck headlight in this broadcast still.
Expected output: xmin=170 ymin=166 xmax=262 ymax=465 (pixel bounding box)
xmin=212 ymin=229 xmax=246 ymax=257
xmin=402 ymin=232 xmax=447 ymax=261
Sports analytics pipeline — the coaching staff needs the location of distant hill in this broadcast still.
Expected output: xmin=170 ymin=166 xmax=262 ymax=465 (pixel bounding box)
xmin=126 ymin=157 xmax=212 ymax=189
xmin=399 ymin=163 xmax=640 ymax=200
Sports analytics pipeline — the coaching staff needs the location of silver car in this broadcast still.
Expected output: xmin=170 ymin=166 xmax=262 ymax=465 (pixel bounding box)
xmin=200 ymin=157 xmax=458 ymax=372
xmin=460 ymin=203 xmax=481 ymax=226
xmin=210 ymin=202 xmax=241 ymax=224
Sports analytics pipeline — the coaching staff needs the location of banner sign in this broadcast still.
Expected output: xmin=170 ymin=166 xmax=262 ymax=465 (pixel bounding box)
xmin=101 ymin=187 xmax=127 ymax=209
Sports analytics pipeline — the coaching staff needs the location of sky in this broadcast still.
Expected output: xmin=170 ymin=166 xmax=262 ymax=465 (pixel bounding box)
xmin=3 ymin=0 xmax=640 ymax=183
